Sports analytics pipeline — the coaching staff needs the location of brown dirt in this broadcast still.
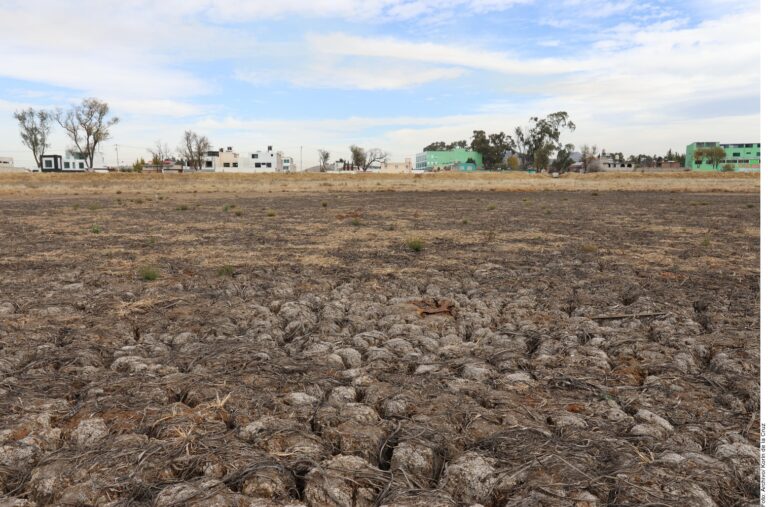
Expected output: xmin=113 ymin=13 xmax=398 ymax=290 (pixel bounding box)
xmin=0 ymin=188 xmax=759 ymax=506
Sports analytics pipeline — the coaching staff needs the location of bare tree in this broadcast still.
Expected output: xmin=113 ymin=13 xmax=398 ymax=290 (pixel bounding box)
xmin=318 ymin=149 xmax=330 ymax=172
xmin=178 ymin=131 xmax=210 ymax=171
xmin=580 ymin=144 xmax=599 ymax=173
xmin=350 ymin=145 xmax=366 ymax=170
xmin=363 ymin=148 xmax=388 ymax=172
xmin=56 ymin=98 xmax=118 ymax=169
xmin=148 ymin=140 xmax=172 ymax=169
xmin=13 ymin=108 xmax=52 ymax=169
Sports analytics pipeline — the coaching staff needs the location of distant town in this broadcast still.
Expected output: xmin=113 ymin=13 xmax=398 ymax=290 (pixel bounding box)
xmin=2 ymin=98 xmax=761 ymax=174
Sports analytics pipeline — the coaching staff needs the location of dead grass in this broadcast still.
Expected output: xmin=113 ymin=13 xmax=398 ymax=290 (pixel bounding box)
xmin=0 ymin=171 xmax=758 ymax=198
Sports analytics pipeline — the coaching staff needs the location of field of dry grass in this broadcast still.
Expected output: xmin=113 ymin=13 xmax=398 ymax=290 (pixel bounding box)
xmin=0 ymin=170 xmax=759 ymax=198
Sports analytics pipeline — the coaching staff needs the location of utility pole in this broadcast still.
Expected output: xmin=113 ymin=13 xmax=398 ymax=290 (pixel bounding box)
xmin=300 ymin=145 xmax=303 ymax=172
xmin=115 ymin=145 xmax=119 ymax=168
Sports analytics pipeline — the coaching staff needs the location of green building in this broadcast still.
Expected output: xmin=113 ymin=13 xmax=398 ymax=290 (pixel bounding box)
xmin=685 ymin=142 xmax=761 ymax=171
xmin=414 ymin=148 xmax=483 ymax=171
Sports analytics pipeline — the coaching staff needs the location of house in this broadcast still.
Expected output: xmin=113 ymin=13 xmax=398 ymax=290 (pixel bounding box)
xmin=414 ymin=148 xmax=484 ymax=171
xmin=380 ymin=158 xmax=412 ymax=174
xmin=0 ymin=157 xmax=13 ymax=167
xmin=597 ymin=155 xmax=634 ymax=171
xmin=237 ymin=146 xmax=286 ymax=173
xmin=40 ymin=155 xmax=64 ymax=171
xmin=205 ymin=147 xmax=240 ymax=171
xmin=281 ymin=156 xmax=296 ymax=173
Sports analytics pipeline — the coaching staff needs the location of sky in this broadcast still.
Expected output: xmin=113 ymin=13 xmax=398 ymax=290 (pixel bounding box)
xmin=0 ymin=0 xmax=761 ymax=168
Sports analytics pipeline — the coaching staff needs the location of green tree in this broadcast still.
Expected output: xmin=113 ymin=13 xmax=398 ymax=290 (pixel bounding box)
xmin=512 ymin=112 xmax=576 ymax=170
xmin=13 ymin=108 xmax=52 ymax=169
xmin=506 ymin=155 xmax=520 ymax=171
xmin=533 ymin=142 xmax=555 ymax=172
xmin=693 ymin=146 xmax=726 ymax=170
xmin=551 ymin=144 xmax=575 ymax=173
xmin=350 ymin=145 xmax=366 ymax=170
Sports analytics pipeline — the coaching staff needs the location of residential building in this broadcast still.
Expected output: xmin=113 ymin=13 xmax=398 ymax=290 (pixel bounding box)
xmin=685 ymin=142 xmax=761 ymax=171
xmin=597 ymin=155 xmax=634 ymax=171
xmin=0 ymin=157 xmax=13 ymax=167
xmin=281 ymin=156 xmax=296 ymax=173
xmin=414 ymin=148 xmax=484 ymax=171
xmin=380 ymin=158 xmax=412 ymax=174
xmin=238 ymin=146 xmax=282 ymax=173
xmin=40 ymin=155 xmax=63 ymax=171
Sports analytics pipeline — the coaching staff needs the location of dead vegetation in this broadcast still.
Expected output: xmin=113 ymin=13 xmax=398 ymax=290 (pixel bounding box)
xmin=0 ymin=188 xmax=759 ymax=506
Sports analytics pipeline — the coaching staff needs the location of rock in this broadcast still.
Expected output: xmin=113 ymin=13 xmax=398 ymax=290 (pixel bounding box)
xmin=439 ymin=452 xmax=497 ymax=504
xmin=0 ymin=302 xmax=15 ymax=315
xmin=629 ymin=423 xmax=666 ymax=440
xmin=549 ymin=414 xmax=588 ymax=429
xmin=304 ymin=455 xmax=380 ymax=507
xmin=462 ymin=363 xmax=492 ymax=381
xmin=336 ymin=348 xmax=362 ymax=368
xmin=634 ymin=409 xmax=674 ymax=432
xmin=285 ymin=392 xmax=319 ymax=406
xmin=391 ymin=441 xmax=434 ymax=484
xmin=327 ymin=386 xmax=357 ymax=407
xmin=71 ymin=418 xmax=108 ymax=447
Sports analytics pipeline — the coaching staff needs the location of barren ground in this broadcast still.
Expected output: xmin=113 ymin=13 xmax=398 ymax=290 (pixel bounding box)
xmin=0 ymin=181 xmax=760 ymax=506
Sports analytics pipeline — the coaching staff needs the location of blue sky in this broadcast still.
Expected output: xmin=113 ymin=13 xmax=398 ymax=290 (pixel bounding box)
xmin=0 ymin=0 xmax=760 ymax=167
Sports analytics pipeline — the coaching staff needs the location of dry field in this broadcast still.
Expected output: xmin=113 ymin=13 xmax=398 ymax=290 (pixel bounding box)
xmin=0 ymin=175 xmax=760 ymax=506
xmin=0 ymin=170 xmax=760 ymax=197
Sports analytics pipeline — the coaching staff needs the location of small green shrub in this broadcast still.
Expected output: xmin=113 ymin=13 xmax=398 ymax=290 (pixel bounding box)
xmin=580 ymin=243 xmax=598 ymax=254
xmin=487 ymin=204 xmax=496 ymax=211
xmin=176 ymin=205 xmax=189 ymax=211
xmin=406 ymin=237 xmax=424 ymax=252
xmin=73 ymin=204 xmax=80 ymax=210
xmin=87 ymin=203 xmax=101 ymax=211
xmin=321 ymin=201 xmax=328 ymax=208
xmin=139 ymin=266 xmax=159 ymax=281
xmin=462 ymin=219 xmax=468 ymax=225
xmin=90 ymin=225 xmax=102 ymax=234
xmin=217 ymin=265 xmax=235 ymax=277
xmin=234 ymin=210 xmax=243 ymax=217
xmin=267 ymin=210 xmax=276 ymax=217
xmin=351 ymin=218 xmax=362 ymax=226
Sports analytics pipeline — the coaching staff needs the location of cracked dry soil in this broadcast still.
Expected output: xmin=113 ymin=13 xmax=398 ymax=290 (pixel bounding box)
xmin=0 ymin=190 xmax=759 ymax=506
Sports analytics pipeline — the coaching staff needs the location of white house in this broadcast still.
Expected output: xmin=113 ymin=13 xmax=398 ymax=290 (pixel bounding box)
xmin=238 ymin=146 xmax=284 ymax=173
xmin=597 ymin=155 xmax=634 ymax=172
xmin=205 ymin=147 xmax=240 ymax=172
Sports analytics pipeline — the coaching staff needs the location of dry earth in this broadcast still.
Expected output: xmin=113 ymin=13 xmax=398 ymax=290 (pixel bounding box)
xmin=0 ymin=183 xmax=760 ymax=506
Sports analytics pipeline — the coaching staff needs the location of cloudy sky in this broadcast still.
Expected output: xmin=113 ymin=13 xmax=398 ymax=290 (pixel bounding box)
xmin=0 ymin=0 xmax=760 ymax=168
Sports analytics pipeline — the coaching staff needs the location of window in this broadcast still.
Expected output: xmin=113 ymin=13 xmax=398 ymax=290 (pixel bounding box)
xmin=44 ymin=159 xmax=53 ymax=168
xmin=223 ymin=162 xmax=230 ymax=167
xmin=205 ymin=160 xmax=213 ymax=168
xmin=255 ymin=163 xmax=261 ymax=168
xmin=233 ymin=162 xmax=238 ymax=167
xmin=252 ymin=153 xmax=259 ymax=159
xmin=79 ymin=162 xmax=85 ymax=169
xmin=266 ymin=163 xmax=272 ymax=168
xmin=64 ymin=162 xmax=70 ymax=169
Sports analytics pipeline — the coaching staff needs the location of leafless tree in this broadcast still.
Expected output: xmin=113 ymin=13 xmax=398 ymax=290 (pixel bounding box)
xmin=350 ymin=145 xmax=366 ymax=170
xmin=363 ymin=148 xmax=388 ymax=172
xmin=318 ymin=149 xmax=330 ymax=171
xmin=148 ymin=140 xmax=173 ymax=169
xmin=13 ymin=108 xmax=53 ymax=169
xmin=55 ymin=98 xmax=118 ymax=170
xmin=178 ymin=131 xmax=210 ymax=171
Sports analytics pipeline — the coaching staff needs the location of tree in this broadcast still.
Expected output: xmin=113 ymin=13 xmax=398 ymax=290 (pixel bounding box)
xmin=551 ymin=144 xmax=575 ymax=173
xmin=318 ymin=149 xmax=330 ymax=171
xmin=178 ymin=131 xmax=210 ymax=171
xmin=56 ymin=98 xmax=118 ymax=170
xmin=506 ymin=155 xmax=520 ymax=171
xmin=580 ymin=144 xmax=598 ymax=172
xmin=423 ymin=140 xmax=468 ymax=151
xmin=694 ymin=146 xmax=726 ymax=171
xmin=533 ymin=142 xmax=555 ymax=172
xmin=512 ymin=112 xmax=576 ymax=170
xmin=132 ymin=158 xmax=146 ymax=173
xmin=148 ymin=140 xmax=172 ymax=169
xmin=349 ymin=145 xmax=366 ymax=170
xmin=13 ymin=108 xmax=52 ymax=169
xmin=363 ymin=148 xmax=388 ymax=172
